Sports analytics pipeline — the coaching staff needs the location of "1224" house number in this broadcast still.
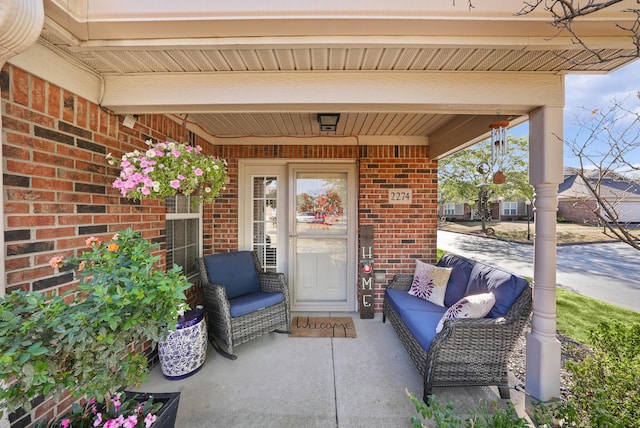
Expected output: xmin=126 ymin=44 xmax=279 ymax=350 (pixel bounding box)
xmin=388 ymin=189 xmax=412 ymax=204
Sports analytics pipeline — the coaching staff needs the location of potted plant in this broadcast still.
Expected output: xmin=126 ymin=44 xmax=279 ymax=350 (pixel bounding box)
xmin=0 ymin=229 xmax=191 ymax=427
xmin=108 ymin=140 xmax=228 ymax=206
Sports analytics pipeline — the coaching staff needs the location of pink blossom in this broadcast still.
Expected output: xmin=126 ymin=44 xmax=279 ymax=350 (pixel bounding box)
xmin=113 ymin=396 xmax=121 ymax=411
xmin=93 ymin=413 xmax=103 ymax=427
xmin=61 ymin=418 xmax=71 ymax=428
xmin=123 ymin=416 xmax=138 ymax=428
xmin=85 ymin=236 xmax=102 ymax=247
xmin=140 ymin=186 xmax=151 ymax=195
xmin=177 ymin=174 xmax=185 ymax=180
xmin=194 ymin=167 xmax=203 ymax=176
xmin=144 ymin=414 xmax=157 ymax=428
xmin=172 ymin=149 xmax=181 ymax=157
xmin=103 ymin=419 xmax=119 ymax=428
xmin=48 ymin=256 xmax=65 ymax=269
xmin=170 ymin=180 xmax=181 ymax=189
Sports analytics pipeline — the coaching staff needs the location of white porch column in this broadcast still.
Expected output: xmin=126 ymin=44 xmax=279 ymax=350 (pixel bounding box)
xmin=526 ymin=106 xmax=563 ymax=401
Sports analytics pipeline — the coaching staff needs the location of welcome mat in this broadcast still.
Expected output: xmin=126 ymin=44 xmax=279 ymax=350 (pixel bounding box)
xmin=289 ymin=316 xmax=356 ymax=338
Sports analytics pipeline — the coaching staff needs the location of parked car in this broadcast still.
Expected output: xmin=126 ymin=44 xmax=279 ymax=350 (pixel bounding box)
xmin=297 ymin=212 xmax=320 ymax=223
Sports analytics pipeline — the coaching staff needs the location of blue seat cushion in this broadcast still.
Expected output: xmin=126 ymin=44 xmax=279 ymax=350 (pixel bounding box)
xmin=203 ymin=251 xmax=261 ymax=299
xmin=465 ymin=263 xmax=528 ymax=318
xmin=400 ymin=310 xmax=445 ymax=351
xmin=385 ymin=289 xmax=446 ymax=316
xmin=229 ymin=292 xmax=284 ymax=318
xmin=437 ymin=253 xmax=475 ymax=307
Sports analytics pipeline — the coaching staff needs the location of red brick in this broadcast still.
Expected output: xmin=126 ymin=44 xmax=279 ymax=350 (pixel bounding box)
xmin=57 ymin=215 xmax=93 ymax=226
xmin=32 ymin=203 xmax=75 ymax=214
xmin=6 ymin=188 xmax=56 ymax=202
xmin=36 ymin=226 xmax=77 ymax=239
xmin=76 ymin=97 xmax=87 ymax=127
xmin=12 ymin=67 xmax=29 ymax=106
xmin=32 ymin=75 xmax=46 ymax=112
xmin=47 ymin=82 xmax=60 ymax=118
xmin=33 ymin=151 xmax=74 ymax=168
xmin=6 ymin=159 xmax=56 ymax=177
xmin=7 ymin=215 xmax=55 ymax=227
xmin=32 ymin=178 xmax=74 ymax=192
xmin=5 ymin=256 xmax=31 ymax=271
xmin=1 ymin=117 xmax=30 ymax=133
xmin=4 ymin=202 xmax=29 ymax=214
xmin=3 ymin=143 xmax=31 ymax=160
xmin=62 ymin=90 xmax=74 ymax=122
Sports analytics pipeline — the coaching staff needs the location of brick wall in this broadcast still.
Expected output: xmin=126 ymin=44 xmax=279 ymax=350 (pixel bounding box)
xmin=558 ymin=198 xmax=600 ymax=225
xmin=1 ymin=63 xmax=216 ymax=427
xmin=215 ymin=144 xmax=439 ymax=313
xmin=1 ymin=62 xmax=439 ymax=425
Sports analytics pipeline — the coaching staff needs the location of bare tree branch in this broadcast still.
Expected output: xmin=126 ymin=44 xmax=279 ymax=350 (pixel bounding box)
xmin=517 ymin=1 xmax=640 ymax=63
xmin=566 ymin=98 xmax=640 ymax=249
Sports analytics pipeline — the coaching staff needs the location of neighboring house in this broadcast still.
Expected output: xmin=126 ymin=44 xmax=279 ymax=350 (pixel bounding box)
xmin=558 ymin=168 xmax=640 ymax=225
xmin=439 ymin=200 xmax=531 ymax=221
xmin=0 ymin=0 xmax=637 ymax=417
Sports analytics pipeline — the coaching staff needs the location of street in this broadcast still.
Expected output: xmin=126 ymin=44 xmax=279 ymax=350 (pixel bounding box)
xmin=437 ymin=230 xmax=640 ymax=313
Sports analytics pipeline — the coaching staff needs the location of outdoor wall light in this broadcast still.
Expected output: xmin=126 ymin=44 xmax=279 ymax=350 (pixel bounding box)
xmin=317 ymin=113 xmax=341 ymax=132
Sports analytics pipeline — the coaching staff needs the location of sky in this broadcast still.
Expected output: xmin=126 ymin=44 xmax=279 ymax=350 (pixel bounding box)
xmin=510 ymin=59 xmax=640 ymax=168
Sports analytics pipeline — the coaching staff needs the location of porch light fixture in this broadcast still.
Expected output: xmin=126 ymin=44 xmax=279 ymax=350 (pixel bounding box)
xmin=317 ymin=113 xmax=341 ymax=132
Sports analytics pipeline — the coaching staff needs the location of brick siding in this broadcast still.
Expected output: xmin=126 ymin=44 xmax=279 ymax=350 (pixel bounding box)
xmin=558 ymin=198 xmax=600 ymax=225
xmin=2 ymin=63 xmax=439 ymax=426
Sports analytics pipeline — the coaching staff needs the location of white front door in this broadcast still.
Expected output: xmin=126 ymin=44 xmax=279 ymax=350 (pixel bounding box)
xmin=239 ymin=161 xmax=356 ymax=311
xmin=289 ymin=164 xmax=356 ymax=311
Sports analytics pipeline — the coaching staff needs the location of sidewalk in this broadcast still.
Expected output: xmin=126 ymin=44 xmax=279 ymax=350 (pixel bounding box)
xmin=133 ymin=313 xmax=529 ymax=427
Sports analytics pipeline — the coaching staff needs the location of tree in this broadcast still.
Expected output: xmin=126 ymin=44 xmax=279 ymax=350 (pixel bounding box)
xmin=463 ymin=1 xmax=640 ymax=63
xmin=438 ymin=135 xmax=533 ymax=232
xmin=564 ymin=95 xmax=640 ymax=249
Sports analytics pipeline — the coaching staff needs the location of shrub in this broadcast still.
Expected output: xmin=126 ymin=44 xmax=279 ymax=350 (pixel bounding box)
xmin=540 ymin=321 xmax=640 ymax=427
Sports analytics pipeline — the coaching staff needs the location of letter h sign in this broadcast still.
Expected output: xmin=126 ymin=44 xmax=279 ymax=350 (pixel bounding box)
xmin=359 ymin=225 xmax=374 ymax=319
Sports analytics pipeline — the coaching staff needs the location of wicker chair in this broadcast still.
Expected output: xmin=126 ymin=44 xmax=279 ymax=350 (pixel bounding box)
xmin=198 ymin=251 xmax=291 ymax=359
xmin=383 ymin=273 xmax=532 ymax=401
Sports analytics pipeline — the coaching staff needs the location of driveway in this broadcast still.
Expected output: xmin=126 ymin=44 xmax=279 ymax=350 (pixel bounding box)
xmin=437 ymin=230 xmax=640 ymax=313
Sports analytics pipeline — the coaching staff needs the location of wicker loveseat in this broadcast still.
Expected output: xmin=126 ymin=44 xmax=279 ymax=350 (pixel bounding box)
xmin=383 ymin=253 xmax=532 ymax=401
xmin=198 ymin=251 xmax=291 ymax=359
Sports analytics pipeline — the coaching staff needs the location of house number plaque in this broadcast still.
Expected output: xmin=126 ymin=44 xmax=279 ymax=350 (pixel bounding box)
xmin=359 ymin=225 xmax=375 ymax=319
xmin=388 ymin=189 xmax=412 ymax=204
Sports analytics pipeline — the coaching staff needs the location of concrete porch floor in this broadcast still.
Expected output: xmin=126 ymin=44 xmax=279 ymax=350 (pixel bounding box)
xmin=135 ymin=313 xmax=530 ymax=427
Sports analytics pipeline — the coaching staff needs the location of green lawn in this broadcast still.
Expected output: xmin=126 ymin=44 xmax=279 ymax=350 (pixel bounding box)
xmin=556 ymin=287 xmax=640 ymax=344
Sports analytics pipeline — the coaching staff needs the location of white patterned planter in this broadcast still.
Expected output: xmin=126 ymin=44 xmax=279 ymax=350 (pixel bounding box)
xmin=158 ymin=307 xmax=208 ymax=379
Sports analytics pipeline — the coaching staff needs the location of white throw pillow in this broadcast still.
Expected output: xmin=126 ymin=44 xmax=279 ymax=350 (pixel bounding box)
xmin=436 ymin=292 xmax=496 ymax=333
xmin=407 ymin=260 xmax=452 ymax=307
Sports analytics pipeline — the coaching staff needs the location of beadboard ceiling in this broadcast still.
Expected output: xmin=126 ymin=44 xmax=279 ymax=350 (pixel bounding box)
xmin=37 ymin=2 xmax=638 ymax=140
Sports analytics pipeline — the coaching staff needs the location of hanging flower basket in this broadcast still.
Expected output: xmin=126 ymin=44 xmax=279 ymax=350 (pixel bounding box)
xmin=108 ymin=140 xmax=228 ymax=205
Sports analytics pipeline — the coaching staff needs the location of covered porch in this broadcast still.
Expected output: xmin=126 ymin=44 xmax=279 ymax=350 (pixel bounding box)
xmin=1 ymin=1 xmax=638 ymax=426
xmin=134 ymin=312 xmax=531 ymax=427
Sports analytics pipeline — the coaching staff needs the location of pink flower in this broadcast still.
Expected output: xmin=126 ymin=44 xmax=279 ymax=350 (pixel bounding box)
xmin=141 ymin=186 xmax=151 ymax=195
xmin=61 ymin=418 xmax=71 ymax=428
xmin=170 ymin=180 xmax=181 ymax=189
xmin=144 ymin=413 xmax=157 ymax=428
xmin=103 ymin=419 xmax=119 ymax=428
xmin=85 ymin=236 xmax=102 ymax=247
xmin=113 ymin=396 xmax=121 ymax=411
xmin=123 ymin=415 xmax=138 ymax=428
xmin=194 ymin=167 xmax=203 ymax=176
xmin=177 ymin=174 xmax=185 ymax=180
xmin=172 ymin=149 xmax=181 ymax=157
xmin=93 ymin=413 xmax=103 ymax=427
xmin=48 ymin=256 xmax=65 ymax=269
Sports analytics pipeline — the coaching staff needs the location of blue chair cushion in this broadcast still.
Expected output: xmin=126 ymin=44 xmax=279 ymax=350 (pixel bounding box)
xmin=385 ymin=289 xmax=446 ymax=316
xmin=437 ymin=253 xmax=475 ymax=307
xmin=400 ymin=310 xmax=445 ymax=351
xmin=203 ymin=251 xmax=261 ymax=299
xmin=229 ymin=292 xmax=285 ymax=318
xmin=465 ymin=263 xmax=528 ymax=318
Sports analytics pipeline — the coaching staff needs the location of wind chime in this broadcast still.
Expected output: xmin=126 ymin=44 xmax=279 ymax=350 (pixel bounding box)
xmin=489 ymin=120 xmax=509 ymax=184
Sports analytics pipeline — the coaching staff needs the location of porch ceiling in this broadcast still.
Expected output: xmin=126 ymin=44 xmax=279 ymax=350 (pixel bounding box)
xmin=34 ymin=0 xmax=639 ymax=150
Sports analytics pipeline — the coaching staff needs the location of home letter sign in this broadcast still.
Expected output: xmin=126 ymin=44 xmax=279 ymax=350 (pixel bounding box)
xmin=359 ymin=225 xmax=375 ymax=319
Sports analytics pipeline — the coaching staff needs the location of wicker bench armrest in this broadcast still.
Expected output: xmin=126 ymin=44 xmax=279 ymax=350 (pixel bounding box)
xmin=386 ymin=274 xmax=414 ymax=291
